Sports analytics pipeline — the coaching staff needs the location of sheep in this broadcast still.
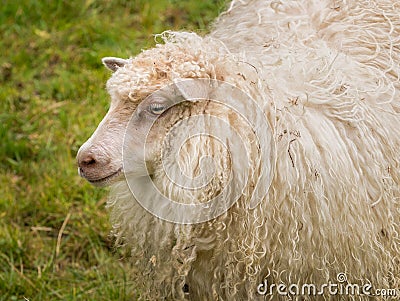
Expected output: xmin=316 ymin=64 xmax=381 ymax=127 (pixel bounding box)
xmin=76 ymin=0 xmax=400 ymax=300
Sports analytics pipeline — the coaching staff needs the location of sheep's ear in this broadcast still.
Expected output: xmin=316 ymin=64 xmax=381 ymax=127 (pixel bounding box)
xmin=102 ymin=57 xmax=128 ymax=72
xmin=174 ymin=78 xmax=210 ymax=101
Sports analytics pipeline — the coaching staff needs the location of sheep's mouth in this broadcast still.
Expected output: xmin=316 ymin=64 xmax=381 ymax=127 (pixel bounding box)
xmin=85 ymin=167 xmax=123 ymax=187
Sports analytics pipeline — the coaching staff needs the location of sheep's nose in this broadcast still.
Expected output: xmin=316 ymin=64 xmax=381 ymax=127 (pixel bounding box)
xmin=77 ymin=153 xmax=99 ymax=176
xmin=76 ymin=144 xmax=109 ymax=173
xmin=76 ymin=140 xmax=114 ymax=179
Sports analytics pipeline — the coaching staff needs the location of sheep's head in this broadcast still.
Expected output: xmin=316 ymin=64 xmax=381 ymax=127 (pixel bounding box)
xmin=77 ymin=41 xmax=274 ymax=223
xmin=77 ymin=44 xmax=214 ymax=187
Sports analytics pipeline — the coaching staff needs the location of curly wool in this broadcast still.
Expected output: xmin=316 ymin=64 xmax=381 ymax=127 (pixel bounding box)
xmin=107 ymin=0 xmax=400 ymax=300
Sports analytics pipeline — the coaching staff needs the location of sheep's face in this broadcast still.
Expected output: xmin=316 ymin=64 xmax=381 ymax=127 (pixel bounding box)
xmin=76 ymin=57 xmax=210 ymax=187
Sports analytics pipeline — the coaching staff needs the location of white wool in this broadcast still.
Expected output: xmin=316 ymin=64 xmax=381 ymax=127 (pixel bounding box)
xmin=104 ymin=0 xmax=400 ymax=300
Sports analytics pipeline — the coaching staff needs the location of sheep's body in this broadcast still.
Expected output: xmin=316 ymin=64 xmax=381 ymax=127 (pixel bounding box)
xmin=89 ymin=0 xmax=400 ymax=300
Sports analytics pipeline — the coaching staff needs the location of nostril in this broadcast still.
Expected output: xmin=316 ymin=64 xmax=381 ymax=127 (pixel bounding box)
xmin=80 ymin=155 xmax=97 ymax=167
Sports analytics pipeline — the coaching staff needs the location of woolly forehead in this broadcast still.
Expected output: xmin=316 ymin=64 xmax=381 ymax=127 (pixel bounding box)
xmin=105 ymin=44 xmax=217 ymax=103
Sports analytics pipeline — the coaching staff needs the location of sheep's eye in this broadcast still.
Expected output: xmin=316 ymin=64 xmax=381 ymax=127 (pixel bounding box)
xmin=149 ymin=103 xmax=167 ymax=115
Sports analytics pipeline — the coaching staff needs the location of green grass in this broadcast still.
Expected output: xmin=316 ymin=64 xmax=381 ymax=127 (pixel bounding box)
xmin=0 ymin=1 xmax=225 ymax=299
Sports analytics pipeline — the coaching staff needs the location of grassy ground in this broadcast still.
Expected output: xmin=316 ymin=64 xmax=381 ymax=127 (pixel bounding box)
xmin=0 ymin=1 xmax=224 ymax=300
